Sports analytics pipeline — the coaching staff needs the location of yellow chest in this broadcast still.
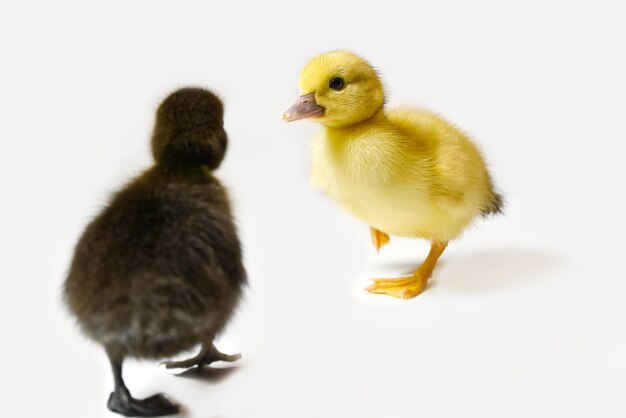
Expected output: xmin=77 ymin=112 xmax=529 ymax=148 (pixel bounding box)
xmin=310 ymin=128 xmax=438 ymax=236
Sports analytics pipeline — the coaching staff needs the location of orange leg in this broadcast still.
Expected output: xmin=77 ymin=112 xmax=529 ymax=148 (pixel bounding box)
xmin=366 ymin=241 xmax=448 ymax=299
xmin=370 ymin=227 xmax=390 ymax=252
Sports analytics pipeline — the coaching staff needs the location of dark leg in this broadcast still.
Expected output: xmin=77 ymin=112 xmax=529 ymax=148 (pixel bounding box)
xmin=161 ymin=342 xmax=241 ymax=370
xmin=106 ymin=348 xmax=179 ymax=417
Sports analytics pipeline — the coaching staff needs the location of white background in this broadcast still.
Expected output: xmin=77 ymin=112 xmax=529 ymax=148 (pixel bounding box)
xmin=1 ymin=1 xmax=625 ymax=417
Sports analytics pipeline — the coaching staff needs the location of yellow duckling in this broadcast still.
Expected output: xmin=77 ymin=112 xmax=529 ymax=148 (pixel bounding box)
xmin=283 ymin=50 xmax=503 ymax=299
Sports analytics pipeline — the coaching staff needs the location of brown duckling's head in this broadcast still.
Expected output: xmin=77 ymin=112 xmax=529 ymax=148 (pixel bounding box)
xmin=152 ymin=87 xmax=227 ymax=170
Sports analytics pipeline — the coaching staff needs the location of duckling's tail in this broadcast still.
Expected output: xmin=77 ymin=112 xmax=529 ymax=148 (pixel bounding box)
xmin=481 ymin=189 xmax=504 ymax=217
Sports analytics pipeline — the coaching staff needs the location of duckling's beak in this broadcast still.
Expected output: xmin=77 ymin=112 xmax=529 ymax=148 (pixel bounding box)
xmin=282 ymin=93 xmax=324 ymax=122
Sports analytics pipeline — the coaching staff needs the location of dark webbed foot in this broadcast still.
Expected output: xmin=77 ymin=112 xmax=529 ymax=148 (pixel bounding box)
xmin=162 ymin=344 xmax=241 ymax=370
xmin=107 ymin=390 xmax=179 ymax=417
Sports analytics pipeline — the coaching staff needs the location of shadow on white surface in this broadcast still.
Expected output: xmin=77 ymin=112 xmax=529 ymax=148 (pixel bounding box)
xmin=168 ymin=405 xmax=189 ymax=418
xmin=374 ymin=248 xmax=562 ymax=293
xmin=174 ymin=365 xmax=241 ymax=382
xmin=439 ymin=248 xmax=562 ymax=292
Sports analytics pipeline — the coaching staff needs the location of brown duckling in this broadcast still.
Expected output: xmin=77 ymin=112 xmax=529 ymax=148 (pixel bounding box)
xmin=63 ymin=87 xmax=246 ymax=416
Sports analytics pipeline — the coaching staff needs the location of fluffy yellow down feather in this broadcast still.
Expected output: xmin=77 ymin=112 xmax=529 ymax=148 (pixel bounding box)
xmin=284 ymin=50 xmax=502 ymax=299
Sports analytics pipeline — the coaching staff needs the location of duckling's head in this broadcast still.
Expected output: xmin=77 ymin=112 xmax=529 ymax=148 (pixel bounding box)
xmin=152 ymin=87 xmax=227 ymax=170
xmin=283 ymin=51 xmax=385 ymax=128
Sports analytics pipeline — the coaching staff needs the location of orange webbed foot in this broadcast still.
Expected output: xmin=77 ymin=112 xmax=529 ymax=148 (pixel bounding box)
xmin=365 ymin=274 xmax=428 ymax=299
xmin=364 ymin=240 xmax=448 ymax=300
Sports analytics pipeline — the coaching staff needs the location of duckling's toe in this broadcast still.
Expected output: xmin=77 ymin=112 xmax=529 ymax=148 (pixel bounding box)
xmin=162 ymin=344 xmax=241 ymax=370
xmin=107 ymin=391 xmax=179 ymax=417
xmin=211 ymin=349 xmax=242 ymax=363
xmin=161 ymin=353 xmax=205 ymax=370
xmin=370 ymin=227 xmax=390 ymax=252
xmin=365 ymin=275 xmax=428 ymax=299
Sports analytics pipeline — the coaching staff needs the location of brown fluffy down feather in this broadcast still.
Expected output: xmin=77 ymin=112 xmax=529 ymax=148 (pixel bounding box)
xmin=63 ymin=88 xmax=246 ymax=360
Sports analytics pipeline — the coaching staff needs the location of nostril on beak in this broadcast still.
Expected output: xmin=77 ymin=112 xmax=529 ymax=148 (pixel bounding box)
xmin=303 ymin=100 xmax=309 ymax=104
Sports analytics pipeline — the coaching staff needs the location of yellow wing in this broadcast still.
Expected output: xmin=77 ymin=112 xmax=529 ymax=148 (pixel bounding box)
xmin=310 ymin=109 xmax=499 ymax=240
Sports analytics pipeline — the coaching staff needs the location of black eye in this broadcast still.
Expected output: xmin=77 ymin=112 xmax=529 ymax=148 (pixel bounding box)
xmin=329 ymin=77 xmax=345 ymax=91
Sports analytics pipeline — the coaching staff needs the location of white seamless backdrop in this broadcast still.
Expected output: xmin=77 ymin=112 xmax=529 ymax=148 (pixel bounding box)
xmin=1 ymin=1 xmax=625 ymax=417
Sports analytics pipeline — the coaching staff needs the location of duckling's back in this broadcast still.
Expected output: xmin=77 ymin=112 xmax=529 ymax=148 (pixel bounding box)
xmin=64 ymin=88 xmax=246 ymax=359
xmin=390 ymin=108 xmax=500 ymax=207
xmin=64 ymin=168 xmax=245 ymax=358
xmin=387 ymin=108 xmax=501 ymax=237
